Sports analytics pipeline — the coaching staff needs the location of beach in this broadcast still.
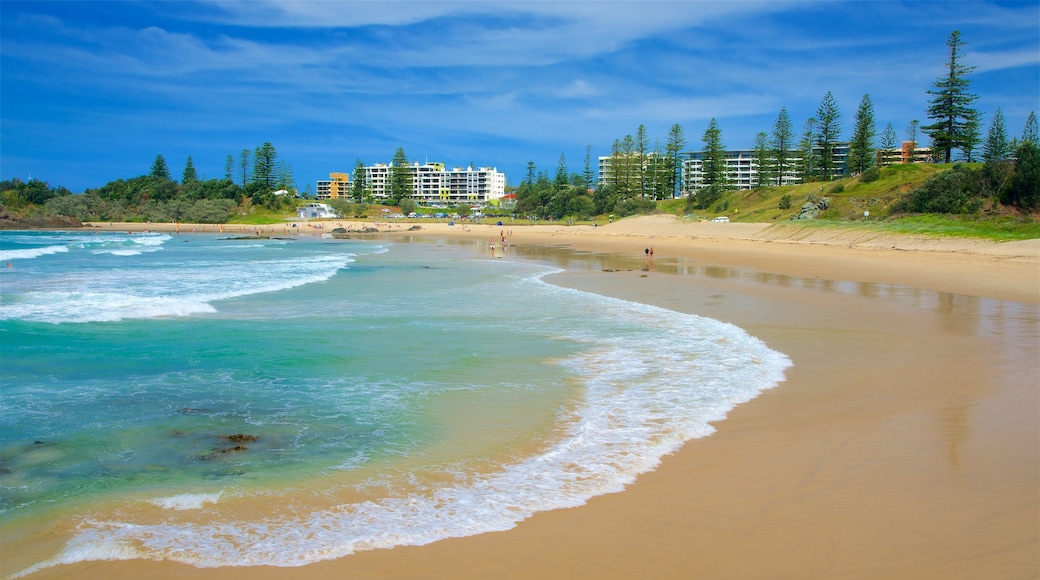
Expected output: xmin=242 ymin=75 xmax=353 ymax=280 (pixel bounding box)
xmin=39 ymin=216 xmax=1040 ymax=579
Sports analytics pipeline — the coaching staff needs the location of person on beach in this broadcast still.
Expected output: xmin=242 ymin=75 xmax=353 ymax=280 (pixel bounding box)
xmin=649 ymin=246 xmax=654 ymax=267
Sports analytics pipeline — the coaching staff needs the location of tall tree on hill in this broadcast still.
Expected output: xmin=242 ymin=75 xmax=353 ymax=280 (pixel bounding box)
xmin=525 ymin=161 xmax=536 ymax=186
xmin=701 ymin=118 xmax=727 ymax=187
xmin=923 ymin=30 xmax=979 ymax=163
xmin=847 ymin=94 xmax=876 ymax=174
xmin=880 ymin=122 xmax=898 ymax=151
xmin=1022 ymin=112 xmax=1039 ymax=145
xmin=798 ymin=117 xmax=817 ymax=182
xmin=239 ymin=149 xmax=251 ymax=187
xmin=983 ymin=107 xmax=1009 ymax=162
xmin=224 ymin=155 xmax=234 ymax=182
xmin=252 ymin=142 xmax=277 ymax=191
xmin=351 ymin=158 xmax=367 ymax=202
xmin=182 ymin=155 xmax=198 ymax=185
xmin=771 ymin=108 xmax=794 ymax=186
xmin=752 ymin=132 xmax=773 ymax=188
xmin=389 ymin=147 xmax=411 ymax=204
xmin=150 ymin=154 xmax=170 ymax=180
xmin=815 ymin=91 xmax=842 ymax=180
xmin=665 ymin=123 xmax=687 ymax=197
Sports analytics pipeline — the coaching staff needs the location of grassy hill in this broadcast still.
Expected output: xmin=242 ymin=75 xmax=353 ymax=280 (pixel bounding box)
xmin=660 ymin=163 xmax=1040 ymax=241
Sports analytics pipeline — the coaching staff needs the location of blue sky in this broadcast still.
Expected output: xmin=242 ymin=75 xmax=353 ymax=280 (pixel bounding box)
xmin=2 ymin=1 xmax=1038 ymax=194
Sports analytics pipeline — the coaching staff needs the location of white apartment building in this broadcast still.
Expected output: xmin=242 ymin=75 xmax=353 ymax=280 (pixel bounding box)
xmin=682 ymin=143 xmax=850 ymax=193
xmin=361 ymin=162 xmax=506 ymax=205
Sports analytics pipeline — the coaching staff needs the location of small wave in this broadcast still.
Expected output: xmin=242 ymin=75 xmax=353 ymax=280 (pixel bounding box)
xmin=148 ymin=492 xmax=223 ymax=511
xmin=0 ymin=245 xmax=69 ymax=261
xmin=0 ymin=292 xmax=217 ymax=324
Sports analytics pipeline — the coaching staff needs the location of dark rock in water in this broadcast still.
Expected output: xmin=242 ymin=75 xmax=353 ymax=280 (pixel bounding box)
xmin=223 ymin=434 xmax=259 ymax=443
xmin=331 ymin=227 xmax=347 ymax=233
xmin=200 ymin=445 xmax=248 ymax=461
xmin=407 ymin=225 xmax=422 ymax=231
xmin=179 ymin=407 xmax=210 ymax=414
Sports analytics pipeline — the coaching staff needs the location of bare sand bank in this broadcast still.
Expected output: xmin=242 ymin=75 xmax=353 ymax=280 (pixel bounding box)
xmin=53 ymin=216 xmax=1039 ymax=579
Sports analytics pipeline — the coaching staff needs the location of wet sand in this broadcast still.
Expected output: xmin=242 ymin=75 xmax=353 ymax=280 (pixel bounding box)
xmin=41 ymin=217 xmax=1040 ymax=579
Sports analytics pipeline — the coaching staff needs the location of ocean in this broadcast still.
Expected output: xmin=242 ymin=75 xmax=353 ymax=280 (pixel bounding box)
xmin=0 ymin=230 xmax=790 ymax=575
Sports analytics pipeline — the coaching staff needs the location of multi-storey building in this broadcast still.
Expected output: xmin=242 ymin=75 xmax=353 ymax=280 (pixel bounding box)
xmin=357 ymin=162 xmax=506 ymax=206
xmin=315 ymin=172 xmax=351 ymax=200
xmin=682 ymin=143 xmax=850 ymax=193
xmin=876 ymin=141 xmax=935 ymax=166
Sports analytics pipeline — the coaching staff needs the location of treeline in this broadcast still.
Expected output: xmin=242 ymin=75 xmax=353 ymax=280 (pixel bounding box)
xmin=1 ymin=142 xmax=298 ymax=224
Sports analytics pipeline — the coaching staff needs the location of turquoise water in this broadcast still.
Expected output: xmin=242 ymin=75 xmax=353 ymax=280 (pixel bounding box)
xmin=0 ymin=230 xmax=789 ymax=573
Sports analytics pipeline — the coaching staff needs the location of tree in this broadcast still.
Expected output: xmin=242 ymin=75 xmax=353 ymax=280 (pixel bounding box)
xmin=923 ymin=30 xmax=979 ymax=163
xmin=635 ymin=124 xmax=649 ymax=198
xmin=665 ymin=123 xmax=687 ymax=197
xmin=881 ymin=122 xmax=898 ymax=151
xmin=224 ymin=155 xmax=234 ymax=182
xmin=1004 ymin=141 xmax=1039 ymax=210
xmin=150 ymin=154 xmax=170 ymax=180
xmin=752 ymin=132 xmax=773 ymax=188
xmin=771 ymin=108 xmax=794 ymax=186
xmin=847 ymin=94 xmax=876 ymax=174
xmin=1022 ymin=111 xmax=1039 ymax=145
xmin=701 ymin=118 xmax=727 ymax=187
xmin=252 ymin=142 xmax=277 ymax=191
xmin=582 ymin=144 xmax=595 ymax=192
xmin=905 ymin=119 xmax=920 ymax=162
xmin=554 ymin=152 xmax=569 ymax=191
xmin=961 ymin=112 xmax=981 ymax=162
xmin=239 ymin=149 xmax=251 ymax=187
xmin=389 ymin=147 xmax=411 ymax=204
xmin=525 ymin=161 xmax=536 ymax=186
xmin=182 ymin=155 xmax=198 ymax=184
xmin=815 ymin=91 xmax=842 ymax=180
xmin=798 ymin=117 xmax=817 ymax=182
xmin=351 ymin=158 xmax=367 ymax=202
xmin=983 ymin=107 xmax=1009 ymax=162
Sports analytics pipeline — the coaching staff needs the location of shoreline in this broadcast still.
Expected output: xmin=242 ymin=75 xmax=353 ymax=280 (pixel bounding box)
xmin=22 ymin=218 xmax=1040 ymax=578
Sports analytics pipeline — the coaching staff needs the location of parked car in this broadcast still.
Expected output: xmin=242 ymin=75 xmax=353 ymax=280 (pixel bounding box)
xmin=710 ymin=216 xmax=730 ymax=223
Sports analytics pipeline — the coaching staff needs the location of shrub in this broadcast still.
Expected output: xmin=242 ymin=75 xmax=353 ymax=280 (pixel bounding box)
xmin=778 ymin=193 xmax=792 ymax=210
xmin=860 ymin=166 xmax=881 ymax=183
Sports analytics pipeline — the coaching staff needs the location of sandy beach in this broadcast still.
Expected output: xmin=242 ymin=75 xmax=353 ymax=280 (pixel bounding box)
xmin=53 ymin=216 xmax=1039 ymax=579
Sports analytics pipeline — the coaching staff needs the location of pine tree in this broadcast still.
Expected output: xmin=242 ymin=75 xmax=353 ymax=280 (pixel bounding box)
xmin=905 ymin=120 xmax=920 ymax=162
xmin=239 ymin=149 xmax=251 ymax=187
xmin=983 ymin=107 xmax=1009 ymax=162
xmin=665 ymin=123 xmax=687 ymax=197
xmin=224 ymin=155 xmax=234 ymax=182
xmin=150 ymin=154 xmax=170 ymax=180
xmin=798 ymin=117 xmax=817 ymax=182
xmin=182 ymin=155 xmax=198 ymax=184
xmin=389 ymin=147 xmax=411 ymax=204
xmin=582 ymin=144 xmax=595 ymax=192
xmin=771 ymin=108 xmax=794 ymax=186
xmin=701 ymin=118 xmax=727 ymax=186
xmin=635 ymin=124 xmax=649 ymax=198
xmin=961 ymin=112 xmax=981 ymax=162
xmin=351 ymin=158 xmax=367 ymax=202
xmin=923 ymin=30 xmax=979 ymax=163
xmin=554 ymin=152 xmax=569 ymax=191
xmin=847 ymin=94 xmax=876 ymax=174
xmin=252 ymin=142 xmax=277 ymax=191
xmin=815 ymin=91 xmax=842 ymax=180
xmin=752 ymin=132 xmax=773 ymax=188
xmin=1021 ymin=111 xmax=1038 ymax=145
